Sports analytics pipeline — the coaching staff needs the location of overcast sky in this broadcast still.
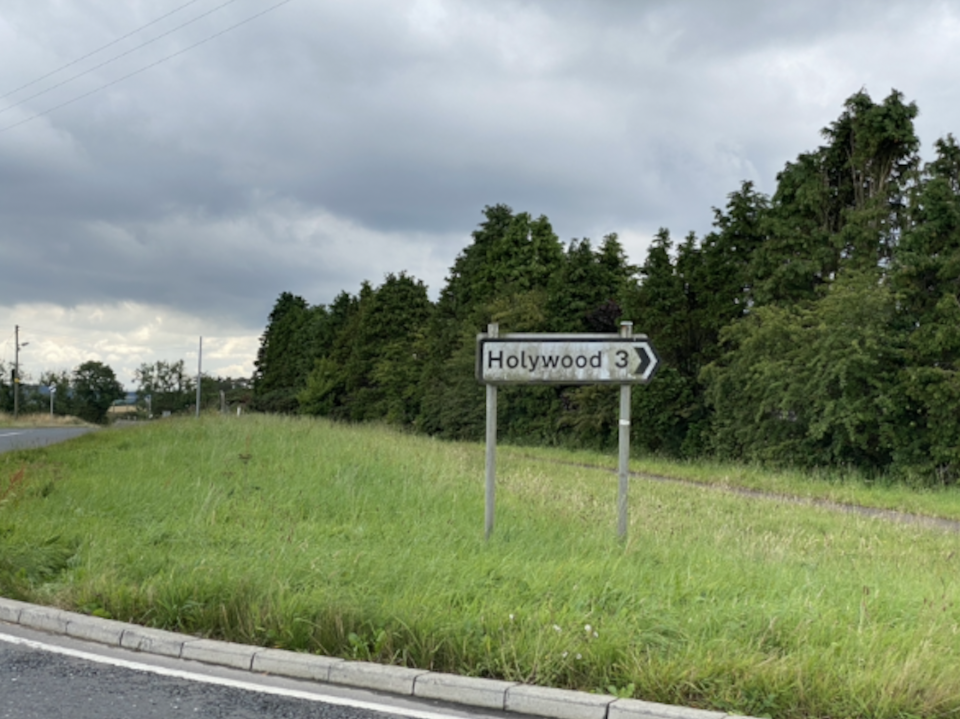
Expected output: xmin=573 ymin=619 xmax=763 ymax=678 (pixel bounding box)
xmin=1 ymin=0 xmax=959 ymax=388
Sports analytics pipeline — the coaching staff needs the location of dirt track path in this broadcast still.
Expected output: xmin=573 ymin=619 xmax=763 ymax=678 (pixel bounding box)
xmin=529 ymin=454 xmax=960 ymax=533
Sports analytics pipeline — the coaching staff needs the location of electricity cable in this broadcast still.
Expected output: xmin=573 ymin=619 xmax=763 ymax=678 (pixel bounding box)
xmin=0 ymin=0 xmax=246 ymax=117
xmin=0 ymin=0 xmax=207 ymax=101
xmin=0 ymin=0 xmax=294 ymax=134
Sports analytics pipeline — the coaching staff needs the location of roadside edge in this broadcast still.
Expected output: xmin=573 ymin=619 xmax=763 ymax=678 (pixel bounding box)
xmin=0 ymin=597 xmax=751 ymax=719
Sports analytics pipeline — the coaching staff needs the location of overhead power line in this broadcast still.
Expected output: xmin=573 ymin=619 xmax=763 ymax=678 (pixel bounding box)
xmin=0 ymin=0 xmax=246 ymax=117
xmin=0 ymin=0 xmax=207 ymax=102
xmin=0 ymin=0 xmax=294 ymax=135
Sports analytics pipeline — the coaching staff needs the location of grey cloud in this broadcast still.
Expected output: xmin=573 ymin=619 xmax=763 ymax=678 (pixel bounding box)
xmin=1 ymin=0 xmax=958 ymax=334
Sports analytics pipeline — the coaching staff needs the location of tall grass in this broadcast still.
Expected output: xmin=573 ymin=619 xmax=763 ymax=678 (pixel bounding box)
xmin=2 ymin=415 xmax=960 ymax=718
xmin=516 ymin=444 xmax=960 ymax=522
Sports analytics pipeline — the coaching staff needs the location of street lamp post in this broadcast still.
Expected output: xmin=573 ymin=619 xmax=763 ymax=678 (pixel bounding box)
xmin=49 ymin=386 xmax=56 ymax=419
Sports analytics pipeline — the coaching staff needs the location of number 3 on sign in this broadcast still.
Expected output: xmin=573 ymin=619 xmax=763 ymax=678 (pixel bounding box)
xmin=615 ymin=350 xmax=628 ymax=369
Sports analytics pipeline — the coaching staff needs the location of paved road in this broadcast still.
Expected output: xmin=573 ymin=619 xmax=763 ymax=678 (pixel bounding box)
xmin=0 ymin=624 xmax=501 ymax=719
xmin=0 ymin=428 xmax=94 ymax=454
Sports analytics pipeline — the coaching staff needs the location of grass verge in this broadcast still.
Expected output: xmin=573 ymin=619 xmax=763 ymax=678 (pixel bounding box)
xmin=2 ymin=415 xmax=960 ymax=718
xmin=513 ymin=444 xmax=960 ymax=522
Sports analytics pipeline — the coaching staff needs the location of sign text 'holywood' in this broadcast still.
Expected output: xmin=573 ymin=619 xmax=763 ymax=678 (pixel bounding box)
xmin=476 ymin=335 xmax=659 ymax=385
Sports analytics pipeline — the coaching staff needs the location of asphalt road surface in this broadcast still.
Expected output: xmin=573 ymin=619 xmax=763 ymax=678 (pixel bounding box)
xmin=0 ymin=624 xmax=504 ymax=719
xmin=0 ymin=427 xmax=94 ymax=454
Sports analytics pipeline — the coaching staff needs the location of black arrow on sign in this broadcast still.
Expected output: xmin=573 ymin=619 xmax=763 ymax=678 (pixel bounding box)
xmin=633 ymin=345 xmax=651 ymax=377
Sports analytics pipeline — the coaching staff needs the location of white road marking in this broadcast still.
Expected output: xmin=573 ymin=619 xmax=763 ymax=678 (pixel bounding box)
xmin=0 ymin=432 xmax=24 ymax=437
xmin=0 ymin=632 xmax=459 ymax=719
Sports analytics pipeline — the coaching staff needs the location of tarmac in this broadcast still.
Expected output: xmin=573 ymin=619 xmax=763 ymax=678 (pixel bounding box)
xmin=0 ymin=596 xmax=756 ymax=719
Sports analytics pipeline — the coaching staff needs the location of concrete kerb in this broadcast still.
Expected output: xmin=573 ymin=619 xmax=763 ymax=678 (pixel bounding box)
xmin=19 ymin=606 xmax=71 ymax=634
xmin=0 ymin=596 xmax=29 ymax=624
xmin=120 ymin=624 xmax=189 ymax=658
xmin=253 ymin=647 xmax=344 ymax=682
xmin=609 ymin=699 xmax=729 ymax=719
xmin=181 ymin=638 xmax=260 ymax=671
xmin=65 ymin=613 xmax=125 ymax=645
xmin=0 ymin=597 xmax=759 ymax=719
xmin=506 ymin=684 xmax=615 ymax=719
xmin=414 ymin=672 xmax=519 ymax=710
xmin=328 ymin=659 xmax=430 ymax=696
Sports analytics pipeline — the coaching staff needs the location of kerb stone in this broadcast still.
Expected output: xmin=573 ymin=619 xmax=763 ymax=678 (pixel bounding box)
xmin=505 ymin=684 xmax=614 ymax=719
xmin=0 ymin=597 xmax=30 ymax=623
xmin=181 ymin=639 xmax=258 ymax=670
xmin=65 ymin=614 xmax=125 ymax=645
xmin=414 ymin=672 xmax=517 ymax=710
xmin=252 ymin=648 xmax=344 ymax=682
xmin=120 ymin=625 xmax=188 ymax=657
xmin=609 ymin=698 xmax=732 ymax=719
xmin=328 ymin=660 xmax=429 ymax=695
xmin=19 ymin=607 xmax=70 ymax=634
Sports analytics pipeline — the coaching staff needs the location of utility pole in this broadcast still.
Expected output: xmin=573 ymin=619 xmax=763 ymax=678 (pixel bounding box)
xmin=196 ymin=336 xmax=202 ymax=418
xmin=13 ymin=325 xmax=18 ymax=419
xmin=13 ymin=325 xmax=28 ymax=420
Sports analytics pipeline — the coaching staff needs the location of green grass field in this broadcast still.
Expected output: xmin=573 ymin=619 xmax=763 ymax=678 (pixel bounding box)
xmin=2 ymin=414 xmax=960 ymax=718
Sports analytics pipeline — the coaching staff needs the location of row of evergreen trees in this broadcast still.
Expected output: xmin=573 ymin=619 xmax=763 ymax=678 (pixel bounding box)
xmin=252 ymin=89 xmax=960 ymax=483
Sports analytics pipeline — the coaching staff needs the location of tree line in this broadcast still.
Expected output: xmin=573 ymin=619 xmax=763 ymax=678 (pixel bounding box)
xmin=1 ymin=358 xmax=251 ymax=423
xmin=252 ymin=89 xmax=960 ymax=484
xmin=132 ymin=360 xmax=251 ymax=416
xmin=1 ymin=360 xmax=125 ymax=424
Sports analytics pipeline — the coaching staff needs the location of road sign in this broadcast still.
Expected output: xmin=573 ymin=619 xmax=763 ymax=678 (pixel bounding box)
xmin=478 ymin=325 xmax=660 ymax=544
xmin=476 ymin=334 xmax=659 ymax=385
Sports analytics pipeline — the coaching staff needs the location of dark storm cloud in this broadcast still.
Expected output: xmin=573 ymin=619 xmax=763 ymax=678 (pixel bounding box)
xmin=1 ymin=0 xmax=959 ymax=339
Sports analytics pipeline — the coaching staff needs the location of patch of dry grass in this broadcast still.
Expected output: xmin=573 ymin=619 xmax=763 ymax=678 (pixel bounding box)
xmin=0 ymin=412 xmax=93 ymax=429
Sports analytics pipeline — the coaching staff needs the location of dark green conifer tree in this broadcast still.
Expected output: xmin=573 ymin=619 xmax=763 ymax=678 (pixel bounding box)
xmin=418 ymin=205 xmax=566 ymax=440
xmin=300 ymin=274 xmax=432 ymax=423
xmin=703 ymin=89 xmax=921 ymax=473
xmin=252 ymin=292 xmax=312 ymax=412
xmin=889 ymin=135 xmax=960 ymax=480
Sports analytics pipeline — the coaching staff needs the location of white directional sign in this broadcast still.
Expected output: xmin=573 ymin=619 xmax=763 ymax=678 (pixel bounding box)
xmin=477 ymin=334 xmax=659 ymax=385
